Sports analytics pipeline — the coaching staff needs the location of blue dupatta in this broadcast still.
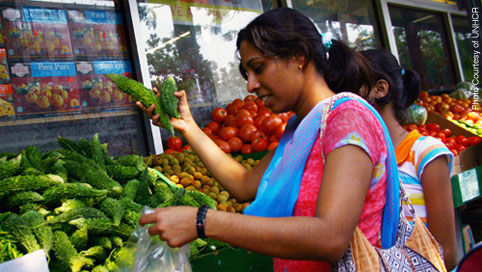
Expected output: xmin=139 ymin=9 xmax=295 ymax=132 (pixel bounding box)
xmin=243 ymin=93 xmax=400 ymax=249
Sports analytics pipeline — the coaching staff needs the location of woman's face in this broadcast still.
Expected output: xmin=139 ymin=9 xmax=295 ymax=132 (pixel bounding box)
xmin=239 ymin=41 xmax=303 ymax=113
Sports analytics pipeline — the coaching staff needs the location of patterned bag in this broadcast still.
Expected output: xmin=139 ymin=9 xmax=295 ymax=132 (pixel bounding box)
xmin=319 ymin=93 xmax=447 ymax=272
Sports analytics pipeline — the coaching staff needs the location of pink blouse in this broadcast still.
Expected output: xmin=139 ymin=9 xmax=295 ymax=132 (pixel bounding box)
xmin=273 ymin=100 xmax=388 ymax=272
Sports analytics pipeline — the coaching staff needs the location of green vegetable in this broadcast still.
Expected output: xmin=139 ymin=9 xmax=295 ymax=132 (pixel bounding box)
xmin=123 ymin=210 xmax=140 ymax=226
xmin=105 ymin=73 xmax=174 ymax=135
xmin=52 ymin=231 xmax=94 ymax=272
xmin=120 ymin=198 xmax=143 ymax=212
xmin=135 ymin=168 xmax=152 ymax=205
xmin=69 ymin=218 xmax=133 ymax=239
xmin=43 ymin=183 xmax=108 ymax=205
xmin=116 ymin=154 xmax=143 ymax=170
xmin=64 ymin=160 xmax=123 ymax=196
xmin=106 ymin=165 xmax=140 ymax=183
xmin=20 ymin=210 xmax=53 ymax=259
xmin=179 ymin=191 xmax=200 ymax=207
xmin=70 ymin=225 xmax=88 ymax=251
xmin=46 ymin=207 xmax=106 ymax=225
xmin=91 ymin=236 xmax=112 ymax=250
xmin=54 ymin=199 xmax=88 ymax=214
xmin=122 ymin=179 xmax=139 ymax=200
xmin=79 ymin=245 xmax=106 ymax=261
xmin=186 ymin=190 xmax=217 ymax=210
xmin=110 ymin=236 xmax=124 ymax=248
xmin=99 ymin=198 xmax=125 ymax=226
xmin=91 ymin=265 xmax=109 ymax=272
xmin=160 ymin=76 xmax=181 ymax=118
xmin=6 ymin=191 xmax=44 ymax=208
xmin=0 ymin=174 xmax=64 ymax=198
xmin=1 ymin=213 xmax=40 ymax=253
xmin=0 ymin=154 xmax=22 ymax=179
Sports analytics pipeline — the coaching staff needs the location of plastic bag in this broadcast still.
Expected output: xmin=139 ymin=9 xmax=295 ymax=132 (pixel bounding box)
xmin=114 ymin=207 xmax=192 ymax=272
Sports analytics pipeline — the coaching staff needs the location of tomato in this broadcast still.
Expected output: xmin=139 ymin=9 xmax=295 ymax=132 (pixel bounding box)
xmin=257 ymin=107 xmax=272 ymax=117
xmin=252 ymin=137 xmax=268 ymax=152
xmin=419 ymin=91 xmax=429 ymax=99
xmin=445 ymin=137 xmax=456 ymax=146
xmin=251 ymin=130 xmax=268 ymax=142
xmin=164 ymin=148 xmax=178 ymax=154
xmin=214 ymin=139 xmax=232 ymax=153
xmin=224 ymin=114 xmax=237 ymax=127
xmin=254 ymin=98 xmax=265 ymax=109
xmin=450 ymin=104 xmax=464 ymax=114
xmin=454 ymin=144 xmax=466 ymax=152
xmin=181 ymin=145 xmax=192 ymax=151
xmin=456 ymin=135 xmax=467 ymax=145
xmin=278 ymin=112 xmax=290 ymax=123
xmin=211 ymin=107 xmax=227 ymax=123
xmin=235 ymin=113 xmax=254 ymax=128
xmin=269 ymin=134 xmax=279 ymax=143
xmin=407 ymin=124 xmax=418 ymax=131
xmin=227 ymin=137 xmax=243 ymax=152
xmin=228 ymin=99 xmax=244 ymax=115
xmin=261 ymin=114 xmax=283 ymax=135
xmin=236 ymin=109 xmax=251 ymax=117
xmin=167 ymin=136 xmax=183 ymax=151
xmin=206 ymin=121 xmax=220 ymax=134
xmin=239 ymin=124 xmax=258 ymax=143
xmin=275 ymin=123 xmax=286 ymax=140
xmin=428 ymin=131 xmax=437 ymax=137
xmin=244 ymin=95 xmax=257 ymax=103
xmin=254 ymin=115 xmax=267 ymax=129
xmin=243 ymin=101 xmax=258 ymax=113
xmin=202 ymin=127 xmax=213 ymax=138
xmin=219 ymin=126 xmax=238 ymax=141
xmin=436 ymin=132 xmax=446 ymax=142
xmin=435 ymin=103 xmax=450 ymax=113
xmin=426 ymin=123 xmax=440 ymax=132
xmin=241 ymin=144 xmax=252 ymax=154
xmin=441 ymin=128 xmax=451 ymax=138
xmin=467 ymin=136 xmax=482 ymax=146
xmin=451 ymin=149 xmax=459 ymax=156
xmin=268 ymin=141 xmax=279 ymax=150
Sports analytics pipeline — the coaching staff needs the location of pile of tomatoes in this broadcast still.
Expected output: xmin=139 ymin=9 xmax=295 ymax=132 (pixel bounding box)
xmin=205 ymin=95 xmax=293 ymax=153
xmin=403 ymin=123 xmax=482 ymax=156
xmin=415 ymin=91 xmax=480 ymax=121
xmin=164 ymin=95 xmax=293 ymax=154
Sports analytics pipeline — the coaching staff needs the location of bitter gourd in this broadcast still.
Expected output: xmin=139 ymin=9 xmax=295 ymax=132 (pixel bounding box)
xmin=52 ymin=231 xmax=94 ymax=272
xmin=105 ymin=165 xmax=140 ymax=183
xmin=43 ymin=183 xmax=108 ymax=205
xmin=6 ymin=191 xmax=44 ymax=208
xmin=122 ymin=179 xmax=139 ymax=200
xmin=116 ymin=154 xmax=143 ymax=170
xmin=0 ymin=174 xmax=64 ymax=198
xmin=160 ymin=76 xmax=181 ymax=118
xmin=0 ymin=154 xmax=22 ymax=179
xmin=99 ymin=198 xmax=125 ymax=226
xmin=70 ymin=225 xmax=88 ymax=251
xmin=105 ymin=73 xmax=174 ymax=135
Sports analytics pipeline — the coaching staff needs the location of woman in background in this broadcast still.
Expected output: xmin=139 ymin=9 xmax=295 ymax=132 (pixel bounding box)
xmin=359 ymin=49 xmax=457 ymax=270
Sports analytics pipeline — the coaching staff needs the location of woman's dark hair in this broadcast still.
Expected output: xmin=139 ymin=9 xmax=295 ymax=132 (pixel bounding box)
xmin=359 ymin=49 xmax=421 ymax=120
xmin=236 ymin=8 xmax=372 ymax=94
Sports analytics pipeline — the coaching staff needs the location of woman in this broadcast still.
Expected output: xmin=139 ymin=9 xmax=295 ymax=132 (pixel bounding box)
xmin=359 ymin=49 xmax=457 ymax=270
xmin=138 ymin=8 xmax=400 ymax=271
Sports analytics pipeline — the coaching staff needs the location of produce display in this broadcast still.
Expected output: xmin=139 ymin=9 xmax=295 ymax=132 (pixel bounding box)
xmin=415 ymin=91 xmax=481 ymax=121
xmin=147 ymin=151 xmax=255 ymax=213
xmin=403 ymin=123 xmax=482 ymax=156
xmin=0 ymin=134 xmax=230 ymax=271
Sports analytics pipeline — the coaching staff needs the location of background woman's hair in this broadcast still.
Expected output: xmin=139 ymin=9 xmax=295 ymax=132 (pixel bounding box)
xmin=359 ymin=49 xmax=421 ymax=120
xmin=236 ymin=7 xmax=373 ymax=94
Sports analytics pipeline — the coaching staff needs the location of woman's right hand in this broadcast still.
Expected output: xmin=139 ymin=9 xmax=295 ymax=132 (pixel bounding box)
xmin=135 ymin=88 xmax=196 ymax=135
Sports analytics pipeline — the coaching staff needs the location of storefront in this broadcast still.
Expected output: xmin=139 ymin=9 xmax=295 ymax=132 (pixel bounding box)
xmin=0 ymin=0 xmax=480 ymax=270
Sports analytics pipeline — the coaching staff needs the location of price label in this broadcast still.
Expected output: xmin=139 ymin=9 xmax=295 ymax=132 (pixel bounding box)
xmin=459 ymin=169 xmax=480 ymax=203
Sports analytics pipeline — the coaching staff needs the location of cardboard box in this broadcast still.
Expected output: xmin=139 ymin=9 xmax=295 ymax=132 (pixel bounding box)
xmin=427 ymin=112 xmax=482 ymax=174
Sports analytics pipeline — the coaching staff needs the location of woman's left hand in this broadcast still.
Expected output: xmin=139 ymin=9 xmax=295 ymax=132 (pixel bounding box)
xmin=138 ymin=206 xmax=198 ymax=248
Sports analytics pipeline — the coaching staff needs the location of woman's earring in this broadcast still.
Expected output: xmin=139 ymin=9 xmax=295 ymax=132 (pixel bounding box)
xmin=299 ymin=65 xmax=303 ymax=70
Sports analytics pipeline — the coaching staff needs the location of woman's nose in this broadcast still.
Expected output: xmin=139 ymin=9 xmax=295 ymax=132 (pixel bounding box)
xmin=247 ymin=74 xmax=260 ymax=93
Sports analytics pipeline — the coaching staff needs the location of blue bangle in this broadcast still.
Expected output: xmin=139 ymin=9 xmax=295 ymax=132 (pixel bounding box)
xmin=196 ymin=205 xmax=209 ymax=238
